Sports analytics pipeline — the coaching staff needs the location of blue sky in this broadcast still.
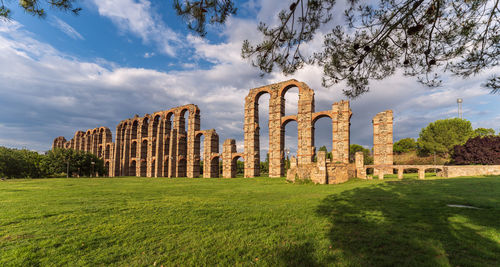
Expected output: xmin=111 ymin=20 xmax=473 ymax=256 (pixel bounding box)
xmin=0 ymin=0 xmax=498 ymax=155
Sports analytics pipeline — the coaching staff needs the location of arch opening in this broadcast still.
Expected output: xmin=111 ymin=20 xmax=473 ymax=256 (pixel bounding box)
xmin=131 ymin=141 xmax=137 ymax=158
xmin=141 ymin=118 xmax=149 ymax=138
xmin=232 ymin=155 xmax=244 ymax=178
xmin=130 ymin=160 xmax=137 ymax=176
xmin=313 ymin=116 xmax=333 ymax=162
xmin=256 ymin=92 xmax=270 ymax=175
xmin=283 ymin=120 xmax=297 ymax=172
xmin=132 ymin=120 xmax=138 ymax=140
xmin=282 ymin=85 xmax=299 ymax=117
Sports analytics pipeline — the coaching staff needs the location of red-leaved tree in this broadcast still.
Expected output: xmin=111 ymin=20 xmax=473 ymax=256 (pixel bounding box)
xmin=452 ymin=136 xmax=500 ymax=165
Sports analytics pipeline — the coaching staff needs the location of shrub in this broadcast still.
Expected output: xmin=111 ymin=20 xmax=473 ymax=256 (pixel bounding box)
xmin=452 ymin=136 xmax=500 ymax=165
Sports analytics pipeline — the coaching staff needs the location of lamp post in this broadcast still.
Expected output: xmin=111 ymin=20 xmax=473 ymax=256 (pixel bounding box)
xmin=457 ymin=98 xmax=463 ymax=119
xmin=91 ymin=161 xmax=95 ymax=178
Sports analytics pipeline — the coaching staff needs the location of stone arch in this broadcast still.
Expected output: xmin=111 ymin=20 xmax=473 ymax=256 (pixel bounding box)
xmin=194 ymin=131 xmax=205 ymax=177
xmin=130 ymin=160 xmax=137 ymax=177
xmin=99 ymin=128 xmax=104 ymax=144
xmin=131 ymin=120 xmax=139 ymax=140
xmin=243 ymin=88 xmax=273 ymax=178
xmin=140 ymin=159 xmax=147 ymax=177
xmin=231 ymin=153 xmax=244 ymax=178
xmin=210 ymin=155 xmax=221 ymax=178
xmin=141 ymin=117 xmax=150 ymax=139
xmin=244 ymin=79 xmax=315 ymax=178
xmin=177 ymin=157 xmax=187 ymax=177
xmin=131 ymin=141 xmax=137 ymax=158
xmin=105 ymin=144 xmax=111 ymax=159
xmin=280 ymin=83 xmax=300 ymax=118
xmin=312 ymin=113 xmax=334 ymax=161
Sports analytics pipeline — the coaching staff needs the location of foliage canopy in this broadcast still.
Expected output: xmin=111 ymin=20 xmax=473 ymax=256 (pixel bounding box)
xmin=0 ymin=0 xmax=80 ymax=18
xmin=393 ymin=138 xmax=418 ymax=154
xmin=417 ymin=118 xmax=475 ymax=156
xmin=452 ymin=135 xmax=500 ymax=165
xmin=0 ymin=146 xmax=104 ymax=178
xmin=175 ymin=0 xmax=500 ymax=97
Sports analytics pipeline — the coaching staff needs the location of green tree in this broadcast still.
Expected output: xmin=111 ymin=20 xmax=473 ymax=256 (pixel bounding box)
xmin=349 ymin=144 xmax=373 ymax=165
xmin=0 ymin=0 xmax=81 ymax=18
xmin=176 ymin=0 xmax=500 ymax=97
xmin=417 ymin=118 xmax=475 ymax=156
xmin=0 ymin=147 xmax=43 ymax=178
xmin=474 ymin=127 xmax=496 ymax=137
xmin=393 ymin=138 xmax=417 ymax=154
xmin=40 ymin=148 xmax=105 ymax=177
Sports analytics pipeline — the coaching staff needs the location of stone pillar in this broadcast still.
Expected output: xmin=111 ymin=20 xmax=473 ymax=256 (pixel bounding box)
xmin=244 ymin=94 xmax=260 ymax=178
xmin=398 ymin=168 xmax=404 ymax=179
xmin=355 ymin=151 xmax=366 ymax=179
xmin=112 ymin=125 xmax=122 ymax=177
xmin=168 ymin=128 xmax=177 ymax=178
xmin=121 ymin=126 xmax=130 ymax=176
xmin=296 ymin=84 xmax=315 ymax=167
xmin=332 ymin=101 xmax=352 ymax=164
xmin=223 ymin=139 xmax=236 ymax=178
xmin=378 ymin=169 xmax=384 ymax=180
xmin=187 ymin=107 xmax=201 ymax=178
xmin=418 ymin=168 xmax=425 ymax=179
xmin=203 ymin=130 xmax=219 ymax=178
xmin=174 ymin=110 xmax=187 ymax=177
xmin=315 ymin=150 xmax=328 ymax=184
xmin=268 ymin=90 xmax=282 ymax=177
xmin=373 ymin=110 xmax=393 ymax=175
xmin=155 ymin=118 xmax=165 ymax=177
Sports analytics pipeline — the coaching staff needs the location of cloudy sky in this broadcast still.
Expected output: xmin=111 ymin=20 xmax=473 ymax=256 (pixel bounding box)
xmin=0 ymin=0 xmax=498 ymax=155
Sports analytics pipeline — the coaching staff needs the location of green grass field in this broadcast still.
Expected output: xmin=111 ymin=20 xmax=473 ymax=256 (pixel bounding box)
xmin=1 ymin=175 xmax=499 ymax=266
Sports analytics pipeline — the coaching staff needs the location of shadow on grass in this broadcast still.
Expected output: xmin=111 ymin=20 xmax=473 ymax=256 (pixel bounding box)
xmin=286 ymin=177 xmax=500 ymax=266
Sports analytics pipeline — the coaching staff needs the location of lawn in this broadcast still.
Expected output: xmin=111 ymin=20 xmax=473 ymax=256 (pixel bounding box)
xmin=1 ymin=175 xmax=499 ymax=266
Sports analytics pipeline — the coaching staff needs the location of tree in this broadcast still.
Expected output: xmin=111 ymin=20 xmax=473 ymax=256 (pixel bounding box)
xmin=393 ymin=138 xmax=417 ymax=154
xmin=175 ymin=0 xmax=500 ymax=97
xmin=452 ymin=135 xmax=500 ymax=165
xmin=474 ymin=127 xmax=496 ymax=137
xmin=0 ymin=0 xmax=80 ymax=18
xmin=349 ymin=144 xmax=373 ymax=165
xmin=417 ymin=118 xmax=475 ymax=156
xmin=40 ymin=148 xmax=105 ymax=177
xmin=0 ymin=146 xmax=43 ymax=178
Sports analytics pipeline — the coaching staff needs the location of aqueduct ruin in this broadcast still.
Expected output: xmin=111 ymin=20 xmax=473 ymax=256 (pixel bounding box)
xmin=53 ymin=79 xmax=399 ymax=181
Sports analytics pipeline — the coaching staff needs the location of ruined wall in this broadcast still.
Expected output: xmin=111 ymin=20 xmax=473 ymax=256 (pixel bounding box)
xmin=244 ymin=79 xmax=351 ymax=178
xmin=53 ymin=104 xmax=219 ymax=178
xmin=287 ymin=151 xmax=354 ymax=184
xmin=113 ymin=104 xmax=210 ymax=178
xmin=52 ymin=127 xmax=114 ymax=176
xmin=373 ymin=110 xmax=393 ymax=174
xmin=51 ymin=79 xmax=406 ymax=184
xmin=442 ymin=165 xmax=500 ymax=177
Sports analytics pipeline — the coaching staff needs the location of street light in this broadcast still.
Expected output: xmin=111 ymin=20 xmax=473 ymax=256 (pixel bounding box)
xmin=457 ymin=98 xmax=463 ymax=119
xmin=91 ymin=161 xmax=95 ymax=178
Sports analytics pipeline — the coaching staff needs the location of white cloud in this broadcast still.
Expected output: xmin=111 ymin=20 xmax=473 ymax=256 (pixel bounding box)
xmin=143 ymin=52 xmax=155 ymax=58
xmin=91 ymin=0 xmax=181 ymax=56
xmin=49 ymin=16 xmax=84 ymax=40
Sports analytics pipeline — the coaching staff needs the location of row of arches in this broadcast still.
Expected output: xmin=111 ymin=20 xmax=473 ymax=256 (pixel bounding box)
xmin=244 ymin=79 xmax=351 ymax=178
xmin=112 ymin=104 xmax=218 ymax=178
